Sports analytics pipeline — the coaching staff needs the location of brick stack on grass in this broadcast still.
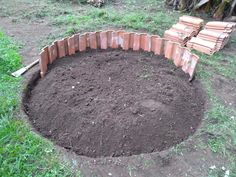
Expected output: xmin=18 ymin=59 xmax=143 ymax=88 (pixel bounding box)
xmin=186 ymin=37 xmax=216 ymax=55
xmin=164 ymin=29 xmax=189 ymax=46
xmin=197 ymin=29 xmax=230 ymax=51
xmin=164 ymin=15 xmax=204 ymax=46
xmin=178 ymin=15 xmax=204 ymax=33
xmin=172 ymin=23 xmax=198 ymax=37
xmin=187 ymin=21 xmax=236 ymax=55
xmin=39 ymin=30 xmax=201 ymax=81
xmin=205 ymin=21 xmax=236 ymax=34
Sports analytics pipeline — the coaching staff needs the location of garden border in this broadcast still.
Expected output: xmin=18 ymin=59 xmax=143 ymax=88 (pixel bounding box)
xmin=39 ymin=30 xmax=199 ymax=80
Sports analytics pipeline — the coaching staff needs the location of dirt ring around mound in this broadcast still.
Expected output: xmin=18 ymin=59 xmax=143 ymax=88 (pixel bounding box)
xmin=23 ymin=48 xmax=205 ymax=158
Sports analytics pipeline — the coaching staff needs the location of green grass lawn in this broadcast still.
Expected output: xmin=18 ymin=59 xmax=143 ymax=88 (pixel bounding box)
xmin=198 ymin=50 xmax=236 ymax=176
xmin=0 ymin=0 xmax=236 ymax=176
xmin=0 ymin=31 xmax=77 ymax=176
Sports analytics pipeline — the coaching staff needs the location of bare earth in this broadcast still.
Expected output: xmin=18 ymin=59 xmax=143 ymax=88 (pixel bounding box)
xmin=1 ymin=8 xmax=235 ymax=177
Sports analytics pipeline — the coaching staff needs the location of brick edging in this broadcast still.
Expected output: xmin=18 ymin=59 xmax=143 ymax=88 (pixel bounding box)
xmin=39 ymin=30 xmax=199 ymax=81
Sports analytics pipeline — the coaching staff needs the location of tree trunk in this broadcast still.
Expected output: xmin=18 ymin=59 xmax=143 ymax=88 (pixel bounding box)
xmin=165 ymin=0 xmax=235 ymax=20
xmin=213 ymin=0 xmax=230 ymax=20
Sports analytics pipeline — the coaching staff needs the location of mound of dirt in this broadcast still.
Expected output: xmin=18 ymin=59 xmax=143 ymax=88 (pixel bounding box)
xmin=23 ymin=49 xmax=205 ymax=158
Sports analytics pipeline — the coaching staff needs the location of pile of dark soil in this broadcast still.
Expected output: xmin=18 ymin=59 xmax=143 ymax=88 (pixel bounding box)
xmin=23 ymin=49 xmax=205 ymax=158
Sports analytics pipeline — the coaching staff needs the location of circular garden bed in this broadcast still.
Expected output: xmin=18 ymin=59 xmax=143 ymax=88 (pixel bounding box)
xmin=23 ymin=49 xmax=205 ymax=158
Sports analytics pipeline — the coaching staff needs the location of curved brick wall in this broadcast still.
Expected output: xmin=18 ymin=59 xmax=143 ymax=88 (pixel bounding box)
xmin=39 ymin=30 xmax=199 ymax=80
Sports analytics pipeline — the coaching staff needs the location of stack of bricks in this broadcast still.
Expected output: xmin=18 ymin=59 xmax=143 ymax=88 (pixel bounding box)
xmin=198 ymin=29 xmax=230 ymax=50
xmin=39 ymin=30 xmax=200 ymax=81
xmin=172 ymin=23 xmax=198 ymax=37
xmin=164 ymin=15 xmax=204 ymax=46
xmin=187 ymin=37 xmax=217 ymax=55
xmin=205 ymin=21 xmax=236 ymax=34
xmin=164 ymin=29 xmax=189 ymax=46
xmin=178 ymin=15 xmax=204 ymax=33
xmin=187 ymin=21 xmax=236 ymax=55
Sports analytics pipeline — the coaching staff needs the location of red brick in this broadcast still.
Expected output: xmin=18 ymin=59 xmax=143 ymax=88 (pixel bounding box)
xmin=129 ymin=33 xmax=135 ymax=49
xmin=56 ymin=39 xmax=66 ymax=58
xmin=100 ymin=31 xmax=108 ymax=49
xmin=118 ymin=30 xmax=125 ymax=47
xmin=154 ymin=38 xmax=165 ymax=55
xmin=179 ymin=15 xmax=204 ymax=27
xmin=164 ymin=41 xmax=174 ymax=59
xmin=48 ymin=42 xmax=58 ymax=64
xmin=163 ymin=39 xmax=170 ymax=55
xmin=64 ymin=38 xmax=69 ymax=56
xmin=139 ymin=33 xmax=146 ymax=51
xmin=96 ymin=31 xmax=102 ymax=49
xmin=181 ymin=49 xmax=192 ymax=71
xmin=68 ymin=36 xmax=76 ymax=55
xmin=143 ymin=35 xmax=151 ymax=52
xmin=173 ymin=45 xmax=184 ymax=67
xmin=133 ymin=33 xmax=141 ymax=51
xmin=122 ymin=33 xmax=130 ymax=50
xmin=89 ymin=32 xmax=98 ymax=49
xmin=187 ymin=54 xmax=199 ymax=80
xmin=107 ymin=30 xmax=113 ymax=48
xmin=79 ymin=34 xmax=87 ymax=51
xmin=84 ymin=32 xmax=90 ymax=48
xmin=151 ymin=35 xmax=160 ymax=55
xmin=39 ymin=47 xmax=49 ymax=78
xmin=73 ymin=33 xmax=80 ymax=52
xmin=111 ymin=31 xmax=119 ymax=49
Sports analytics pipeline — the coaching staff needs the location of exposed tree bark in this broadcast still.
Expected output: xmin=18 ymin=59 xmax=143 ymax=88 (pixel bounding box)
xmin=228 ymin=0 xmax=236 ymax=16
xmin=165 ymin=0 xmax=236 ymax=20
xmin=213 ymin=0 xmax=229 ymax=19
